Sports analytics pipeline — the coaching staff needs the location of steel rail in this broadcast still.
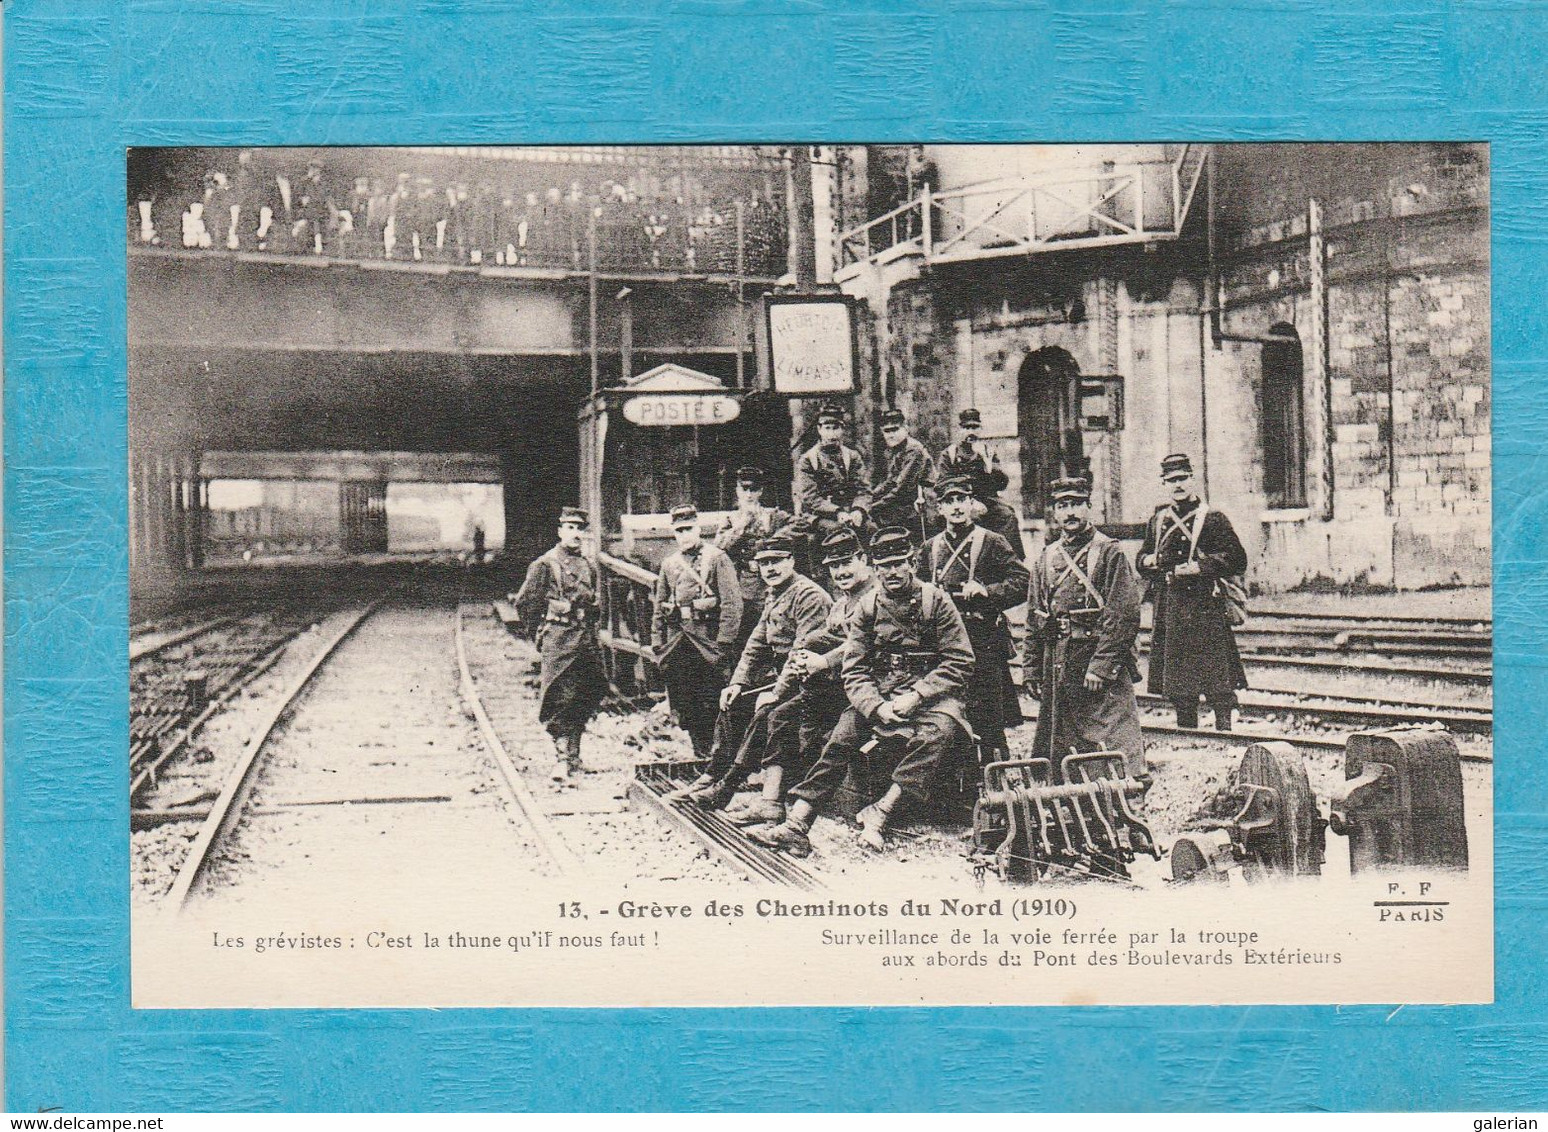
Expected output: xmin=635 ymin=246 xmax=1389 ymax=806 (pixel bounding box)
xmin=1243 ymin=608 xmax=1491 ymax=630
xmin=130 ymin=612 xmax=247 ymax=663
xmin=454 ymin=604 xmax=586 ymax=877
xmin=1231 ymin=653 xmax=1491 ymax=685
xmin=129 ymin=641 xmax=288 ymax=803
xmin=631 ymin=767 xmax=822 ymax=890
xmin=162 ymin=603 xmax=381 ymax=911
xmin=1018 ymin=700 xmax=1491 ymax=762
xmin=1133 ymin=692 xmax=1491 ymax=736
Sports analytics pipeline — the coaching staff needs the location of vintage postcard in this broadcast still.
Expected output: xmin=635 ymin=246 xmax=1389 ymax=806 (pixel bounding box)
xmin=125 ymin=142 xmax=1492 ymax=1009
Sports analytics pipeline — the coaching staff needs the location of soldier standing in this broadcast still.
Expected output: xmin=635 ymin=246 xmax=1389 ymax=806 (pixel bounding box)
xmin=1027 ymin=477 xmax=1146 ymax=780
xmin=651 ymin=505 xmax=744 ymax=763
xmin=869 ymin=407 xmax=934 ymax=535
xmin=513 ymin=507 xmax=607 ymax=782
xmin=1137 ymin=453 xmax=1249 ymax=731
xmin=935 ymin=407 xmax=1022 ymax=554
xmin=679 ymin=534 xmax=831 ymax=808
xmin=713 ymin=466 xmax=795 ymax=658
xmin=921 ymin=474 xmax=1030 ymax=763
xmin=750 ymin=528 xmax=974 ymax=856
xmin=726 ymin=529 xmax=875 ymax=828
xmin=794 ymin=402 xmax=871 ymax=544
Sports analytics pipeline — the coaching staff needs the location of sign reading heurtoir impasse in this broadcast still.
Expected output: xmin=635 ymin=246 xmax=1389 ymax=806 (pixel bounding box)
xmin=765 ymin=293 xmax=859 ymax=396
xmin=622 ymin=393 xmax=742 ymax=427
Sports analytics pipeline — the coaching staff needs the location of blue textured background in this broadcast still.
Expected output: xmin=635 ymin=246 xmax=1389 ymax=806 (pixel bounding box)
xmin=5 ymin=0 xmax=1546 ymax=1112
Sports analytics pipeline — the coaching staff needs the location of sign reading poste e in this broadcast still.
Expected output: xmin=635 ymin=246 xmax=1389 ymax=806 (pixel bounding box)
xmin=766 ymin=294 xmax=859 ymax=396
xmin=623 ymin=393 xmax=742 ymax=427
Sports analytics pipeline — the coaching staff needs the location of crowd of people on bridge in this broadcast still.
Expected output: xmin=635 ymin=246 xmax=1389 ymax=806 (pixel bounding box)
xmin=514 ymin=402 xmax=1248 ymax=858
xmin=130 ymin=151 xmax=788 ymax=277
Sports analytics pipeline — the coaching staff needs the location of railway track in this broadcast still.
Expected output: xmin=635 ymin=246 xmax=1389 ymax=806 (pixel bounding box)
xmin=630 ymin=764 xmax=822 ymax=889
xmin=161 ymin=602 xmax=563 ymax=911
xmin=1242 ymin=607 xmax=1490 ymax=631
xmin=1135 ymin=691 xmax=1491 ymax=736
xmin=1230 ymin=652 xmax=1491 ymax=686
xmin=130 ymin=608 xmax=336 ymax=803
xmin=455 ymin=604 xmax=749 ymax=885
xmin=161 ymin=603 xmax=380 ymax=908
xmin=130 ymin=609 xmax=249 ymax=662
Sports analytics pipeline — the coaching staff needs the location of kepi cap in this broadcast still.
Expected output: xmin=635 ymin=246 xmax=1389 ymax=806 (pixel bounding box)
xmin=868 ymin=526 xmax=916 ymax=564
xmin=935 ymin=474 xmax=975 ymax=501
xmin=880 ymin=408 xmax=907 ymax=428
xmin=735 ymin=466 xmax=765 ymax=487
xmin=816 ymin=401 xmax=848 ymax=425
xmin=558 ymin=506 xmax=590 ymax=528
xmin=1050 ymin=477 xmax=1092 ymax=502
xmin=752 ymin=535 xmax=797 ymax=562
xmin=958 ymin=407 xmax=983 ymax=428
xmin=1161 ymin=453 xmax=1194 ymax=478
xmin=669 ymin=504 xmax=700 ymax=529
xmin=820 ymin=528 xmax=864 ymax=565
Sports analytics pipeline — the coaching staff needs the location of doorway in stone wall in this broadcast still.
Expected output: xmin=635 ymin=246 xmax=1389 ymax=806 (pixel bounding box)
xmin=1017 ymin=346 xmax=1086 ymax=519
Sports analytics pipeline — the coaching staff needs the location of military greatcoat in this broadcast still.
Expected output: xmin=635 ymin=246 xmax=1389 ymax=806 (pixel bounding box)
xmin=513 ymin=544 xmax=607 ymax=736
xmin=1026 ymin=527 xmax=1145 ymax=777
xmin=1137 ymin=498 xmax=1249 ymax=699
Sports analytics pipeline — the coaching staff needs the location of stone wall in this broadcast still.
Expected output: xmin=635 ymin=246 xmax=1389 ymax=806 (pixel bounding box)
xmin=837 ymin=143 xmax=1489 ymax=592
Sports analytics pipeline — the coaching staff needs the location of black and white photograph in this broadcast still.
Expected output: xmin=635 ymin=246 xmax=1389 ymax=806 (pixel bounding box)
xmin=127 ymin=143 xmax=1491 ymax=1007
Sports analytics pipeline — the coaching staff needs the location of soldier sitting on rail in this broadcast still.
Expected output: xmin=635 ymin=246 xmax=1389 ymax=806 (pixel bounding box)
xmin=722 ymin=528 xmax=874 ymax=829
xmin=675 ymin=534 xmax=831 ymax=809
xmin=713 ymin=466 xmax=796 ymax=660
xmin=651 ymin=505 xmax=744 ymax=768
xmin=794 ymin=401 xmax=871 ymax=546
xmin=1026 ymin=477 xmax=1146 ymax=781
xmin=513 ymin=506 xmax=607 ymax=782
xmin=750 ymin=527 xmax=975 ymax=857
xmin=920 ymin=474 xmax=1030 ymax=767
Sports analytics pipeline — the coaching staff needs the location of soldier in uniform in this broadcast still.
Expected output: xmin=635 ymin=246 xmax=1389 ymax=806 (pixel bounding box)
xmin=651 ymin=504 xmax=744 ymax=763
xmin=795 ymin=402 xmax=871 ymax=545
xmin=1137 ymin=453 xmax=1249 ymax=731
xmin=869 ymin=407 xmax=934 ymax=535
xmin=935 ymin=407 xmax=1022 ymax=554
xmin=750 ymin=528 xmax=975 ymax=856
xmin=1027 ymin=477 xmax=1146 ymax=780
xmin=724 ymin=529 xmax=874 ymax=828
xmin=920 ymin=474 xmax=1030 ymax=763
xmin=713 ymin=466 xmax=795 ymax=658
xmin=513 ymin=507 xmax=607 ymax=782
xmin=678 ymin=534 xmax=831 ymax=809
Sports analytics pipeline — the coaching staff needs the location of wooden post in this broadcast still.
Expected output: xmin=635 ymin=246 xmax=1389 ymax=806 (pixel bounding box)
xmin=588 ymin=203 xmax=600 ymax=397
xmin=789 ymin=147 xmax=816 ymax=288
xmin=735 ymin=199 xmax=746 ymax=389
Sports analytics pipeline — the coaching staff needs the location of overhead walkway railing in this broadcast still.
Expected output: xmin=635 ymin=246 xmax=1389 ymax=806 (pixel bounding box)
xmin=838 ymin=144 xmax=1210 ymax=273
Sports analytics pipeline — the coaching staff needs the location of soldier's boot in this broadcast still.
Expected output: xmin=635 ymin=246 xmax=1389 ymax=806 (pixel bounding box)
xmin=722 ymin=793 xmax=756 ymax=817
xmin=1172 ymin=698 xmax=1200 ymax=730
xmin=727 ymin=798 xmax=785 ymax=827
xmin=564 ymin=731 xmax=585 ymax=774
xmin=855 ymin=805 xmax=890 ymax=852
xmin=548 ymin=740 xmax=571 ymax=784
xmin=856 ymin=784 xmax=903 ymax=852
xmin=1209 ymin=698 xmax=1235 ymax=733
xmin=688 ymin=775 xmax=739 ymax=811
xmin=748 ymin=815 xmax=812 ymax=858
